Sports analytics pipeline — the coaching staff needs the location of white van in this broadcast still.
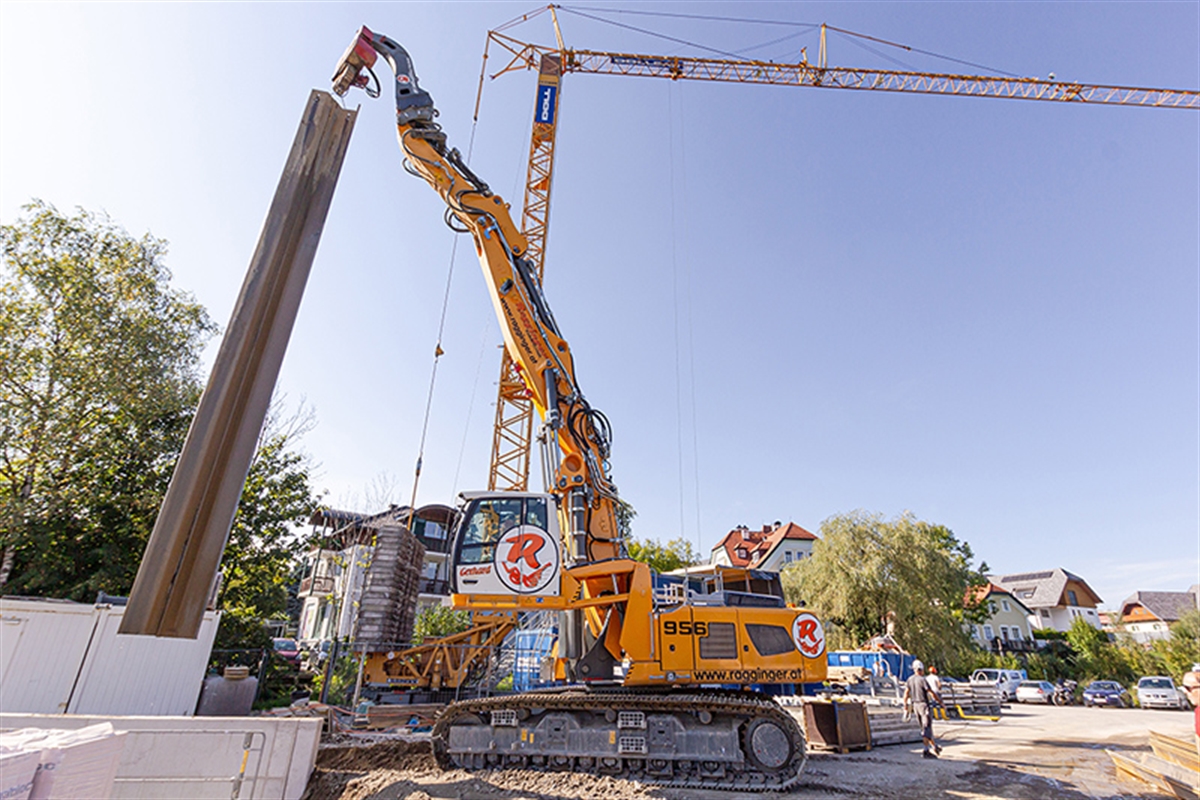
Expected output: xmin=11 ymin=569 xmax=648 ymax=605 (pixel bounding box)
xmin=970 ymin=668 xmax=1026 ymax=701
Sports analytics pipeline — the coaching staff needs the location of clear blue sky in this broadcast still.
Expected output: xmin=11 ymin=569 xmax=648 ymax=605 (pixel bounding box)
xmin=2 ymin=2 xmax=1196 ymax=610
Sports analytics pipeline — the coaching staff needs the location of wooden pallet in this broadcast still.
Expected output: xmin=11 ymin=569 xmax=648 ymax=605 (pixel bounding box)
xmin=1108 ymin=746 xmax=1199 ymax=800
xmin=1152 ymin=730 xmax=1200 ymax=773
xmin=363 ymin=702 xmax=444 ymax=730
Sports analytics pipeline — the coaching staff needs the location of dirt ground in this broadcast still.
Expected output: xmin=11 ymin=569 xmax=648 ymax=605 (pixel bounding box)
xmin=302 ymin=704 xmax=1195 ymax=800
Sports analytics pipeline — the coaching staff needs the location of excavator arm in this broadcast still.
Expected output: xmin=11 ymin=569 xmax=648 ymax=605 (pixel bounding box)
xmin=334 ymin=27 xmax=622 ymax=564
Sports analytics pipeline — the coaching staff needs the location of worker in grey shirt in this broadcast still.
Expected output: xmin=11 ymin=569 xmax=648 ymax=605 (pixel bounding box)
xmin=903 ymin=659 xmax=943 ymax=758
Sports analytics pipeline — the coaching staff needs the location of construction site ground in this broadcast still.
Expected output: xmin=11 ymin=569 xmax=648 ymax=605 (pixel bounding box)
xmin=302 ymin=703 xmax=1194 ymax=800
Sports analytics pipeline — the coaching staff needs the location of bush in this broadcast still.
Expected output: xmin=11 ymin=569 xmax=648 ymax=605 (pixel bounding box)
xmin=413 ymin=605 xmax=471 ymax=645
xmin=310 ymin=646 xmax=360 ymax=708
xmin=1032 ymin=628 xmax=1067 ymax=641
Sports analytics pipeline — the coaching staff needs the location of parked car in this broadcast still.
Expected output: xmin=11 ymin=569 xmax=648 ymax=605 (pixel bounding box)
xmin=1015 ymin=680 xmax=1056 ymax=704
xmin=1136 ymin=676 xmax=1189 ymax=710
xmin=1082 ymin=680 xmax=1131 ymax=708
xmin=272 ymin=637 xmax=302 ymax=666
xmin=971 ymin=668 xmax=1026 ymax=701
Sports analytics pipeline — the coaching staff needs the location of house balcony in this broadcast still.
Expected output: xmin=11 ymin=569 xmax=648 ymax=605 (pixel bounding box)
xmin=987 ymin=637 xmax=1038 ymax=653
xmin=418 ymin=578 xmax=451 ymax=596
xmin=299 ymin=575 xmax=335 ymax=597
xmin=418 ymin=536 xmax=452 ymax=555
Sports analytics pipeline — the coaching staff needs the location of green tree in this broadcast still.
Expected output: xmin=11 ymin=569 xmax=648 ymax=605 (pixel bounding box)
xmin=1153 ymin=610 xmax=1200 ymax=679
xmin=1 ymin=202 xmax=323 ymax=655
xmin=0 ymin=201 xmax=214 ymax=597
xmin=782 ymin=511 xmax=987 ymax=671
xmin=628 ymin=536 xmax=702 ymax=573
xmin=412 ymin=604 xmax=472 ymax=645
xmin=213 ymin=401 xmax=322 ymax=650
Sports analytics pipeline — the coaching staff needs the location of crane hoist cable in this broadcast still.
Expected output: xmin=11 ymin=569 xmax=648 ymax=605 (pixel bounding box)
xmin=404 ymin=120 xmax=482 ymax=527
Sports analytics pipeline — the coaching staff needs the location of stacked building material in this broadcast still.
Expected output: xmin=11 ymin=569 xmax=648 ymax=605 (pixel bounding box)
xmin=940 ymin=683 xmax=1003 ymax=718
xmin=864 ymin=707 xmax=923 ymax=747
xmin=0 ymin=723 xmax=126 ymax=800
xmin=356 ymin=523 xmax=426 ymax=647
xmin=1107 ymin=731 xmax=1199 ymax=799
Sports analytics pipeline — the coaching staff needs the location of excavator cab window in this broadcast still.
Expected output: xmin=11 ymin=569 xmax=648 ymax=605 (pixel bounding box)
xmin=458 ymin=497 xmax=521 ymax=564
xmin=524 ymin=497 xmax=548 ymax=529
xmin=454 ymin=496 xmax=551 ymax=565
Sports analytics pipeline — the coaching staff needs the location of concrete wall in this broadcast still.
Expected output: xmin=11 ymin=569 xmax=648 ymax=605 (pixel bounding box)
xmin=0 ymin=713 xmax=320 ymax=800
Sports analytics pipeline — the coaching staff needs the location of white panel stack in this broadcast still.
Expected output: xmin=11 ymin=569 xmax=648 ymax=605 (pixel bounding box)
xmin=0 ymin=723 xmax=126 ymax=800
xmin=0 ymin=749 xmax=42 ymax=800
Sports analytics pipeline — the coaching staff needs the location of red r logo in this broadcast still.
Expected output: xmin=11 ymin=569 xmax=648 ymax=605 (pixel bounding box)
xmin=503 ymin=531 xmax=545 ymax=568
xmin=492 ymin=525 xmax=560 ymax=594
xmin=792 ymin=612 xmax=826 ymax=658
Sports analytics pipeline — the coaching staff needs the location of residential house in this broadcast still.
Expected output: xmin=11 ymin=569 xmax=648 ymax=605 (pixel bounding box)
xmin=965 ymin=582 xmax=1036 ymax=652
xmin=710 ymin=522 xmax=818 ymax=571
xmin=296 ymin=503 xmax=451 ymax=648
xmin=1118 ymin=587 xmax=1199 ymax=644
xmin=991 ymin=568 xmax=1103 ymax=633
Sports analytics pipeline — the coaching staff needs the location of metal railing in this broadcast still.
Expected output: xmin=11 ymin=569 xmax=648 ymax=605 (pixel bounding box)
xmin=418 ymin=578 xmax=451 ymax=595
xmin=417 ymin=536 xmax=453 ymax=554
xmin=111 ymin=728 xmax=265 ymax=799
xmin=988 ymin=638 xmax=1039 ymax=653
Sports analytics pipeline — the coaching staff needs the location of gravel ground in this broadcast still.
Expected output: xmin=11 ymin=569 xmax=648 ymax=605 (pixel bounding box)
xmin=302 ymin=703 xmax=1195 ymax=800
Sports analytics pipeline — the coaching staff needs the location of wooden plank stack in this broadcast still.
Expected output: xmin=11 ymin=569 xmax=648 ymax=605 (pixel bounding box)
xmin=1107 ymin=731 xmax=1199 ymax=799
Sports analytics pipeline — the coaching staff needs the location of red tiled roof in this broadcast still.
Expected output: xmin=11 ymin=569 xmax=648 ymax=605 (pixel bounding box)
xmin=713 ymin=522 xmax=818 ymax=568
xmin=964 ymin=582 xmax=1033 ymax=615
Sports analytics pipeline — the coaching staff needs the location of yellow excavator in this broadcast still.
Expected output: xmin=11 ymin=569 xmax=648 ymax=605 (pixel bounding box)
xmin=334 ymin=27 xmax=827 ymax=789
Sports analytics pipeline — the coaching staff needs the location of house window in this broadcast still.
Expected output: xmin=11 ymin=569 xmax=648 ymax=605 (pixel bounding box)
xmin=736 ymin=547 xmax=748 ymax=560
xmin=989 ymin=601 xmax=997 ymax=614
xmin=784 ymin=551 xmax=793 ymax=563
xmin=1011 ymin=628 xmax=1022 ymax=642
xmin=1000 ymin=627 xmax=1009 ymax=641
xmin=1040 ymin=609 xmax=1050 ymax=618
xmin=1001 ymin=599 xmax=1010 ymax=612
xmin=983 ymin=624 xmax=994 ymax=641
xmin=1067 ymin=590 xmax=1078 ymax=606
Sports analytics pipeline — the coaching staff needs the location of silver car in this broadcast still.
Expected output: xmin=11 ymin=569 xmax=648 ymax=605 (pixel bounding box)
xmin=1136 ymin=676 xmax=1188 ymax=710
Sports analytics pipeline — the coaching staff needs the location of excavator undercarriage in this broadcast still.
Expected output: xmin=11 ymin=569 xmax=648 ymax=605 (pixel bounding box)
xmin=432 ymin=689 xmax=807 ymax=791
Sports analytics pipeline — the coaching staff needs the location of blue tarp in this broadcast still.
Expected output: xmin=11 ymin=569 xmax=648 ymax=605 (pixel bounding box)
xmin=512 ymin=628 xmax=556 ymax=691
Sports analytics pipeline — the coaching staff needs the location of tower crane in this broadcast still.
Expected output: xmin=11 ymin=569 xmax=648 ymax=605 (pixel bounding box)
xmin=483 ymin=8 xmax=1200 ymax=493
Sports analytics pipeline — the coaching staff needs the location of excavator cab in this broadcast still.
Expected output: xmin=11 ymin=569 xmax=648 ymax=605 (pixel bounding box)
xmin=450 ymin=492 xmax=563 ymax=598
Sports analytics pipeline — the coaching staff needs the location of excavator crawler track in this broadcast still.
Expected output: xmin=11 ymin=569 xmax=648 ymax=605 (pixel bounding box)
xmin=431 ymin=689 xmax=807 ymax=791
